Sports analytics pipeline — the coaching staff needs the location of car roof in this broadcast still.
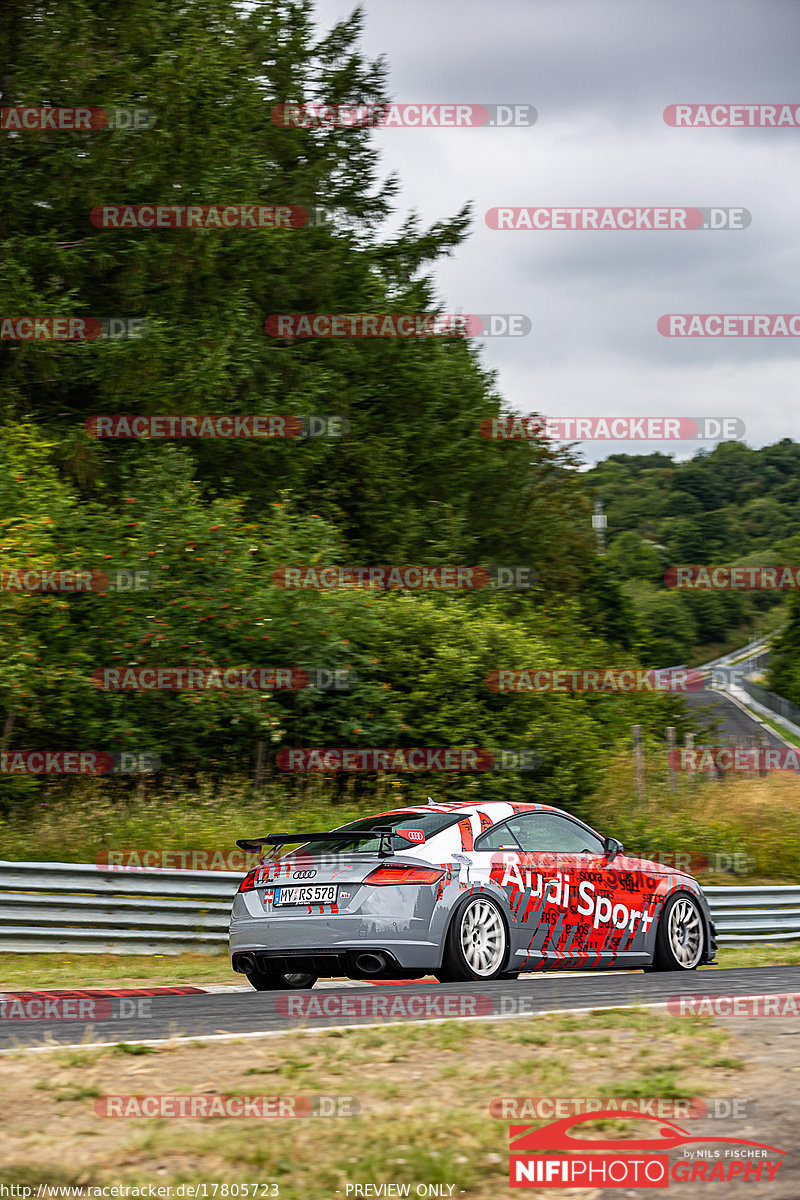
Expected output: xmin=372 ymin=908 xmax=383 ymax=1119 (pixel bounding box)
xmin=366 ymin=800 xmax=566 ymax=822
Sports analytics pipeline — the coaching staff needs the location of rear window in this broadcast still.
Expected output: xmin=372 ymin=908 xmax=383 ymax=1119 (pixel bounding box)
xmin=300 ymin=811 xmax=462 ymax=855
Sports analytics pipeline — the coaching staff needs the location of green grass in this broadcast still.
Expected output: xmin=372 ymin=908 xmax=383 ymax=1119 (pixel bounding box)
xmin=707 ymin=943 xmax=800 ymax=968
xmin=592 ymin=754 xmax=800 ymax=880
xmin=756 ymin=712 xmax=800 ymax=747
xmin=1 ymin=942 xmax=799 ymax=992
xmin=0 ymin=1008 xmax=740 ymax=1200
xmin=4 ymin=740 xmax=800 ymax=883
xmin=0 ymin=951 xmax=234 ymax=990
xmin=0 ymin=778 xmax=371 ymax=864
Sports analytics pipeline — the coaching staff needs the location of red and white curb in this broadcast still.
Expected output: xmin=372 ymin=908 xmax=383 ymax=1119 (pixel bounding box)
xmin=0 ymin=970 xmax=631 ymax=1004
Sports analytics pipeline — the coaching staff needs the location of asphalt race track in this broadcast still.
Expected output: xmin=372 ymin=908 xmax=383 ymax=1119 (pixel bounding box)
xmin=2 ymin=965 xmax=798 ymax=1051
xmin=683 ymin=688 xmax=787 ymax=747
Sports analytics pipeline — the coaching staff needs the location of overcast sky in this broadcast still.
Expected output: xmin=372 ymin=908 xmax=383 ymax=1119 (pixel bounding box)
xmin=312 ymin=0 xmax=800 ymax=465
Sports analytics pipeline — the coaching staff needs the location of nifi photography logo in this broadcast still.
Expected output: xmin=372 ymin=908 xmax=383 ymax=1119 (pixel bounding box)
xmin=507 ymin=1111 xmax=784 ymax=1188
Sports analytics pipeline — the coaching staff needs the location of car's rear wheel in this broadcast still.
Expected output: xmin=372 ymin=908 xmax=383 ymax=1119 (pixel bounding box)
xmin=246 ymin=971 xmax=317 ymax=991
xmin=652 ymin=893 xmax=705 ymax=971
xmin=435 ymin=895 xmax=509 ymax=982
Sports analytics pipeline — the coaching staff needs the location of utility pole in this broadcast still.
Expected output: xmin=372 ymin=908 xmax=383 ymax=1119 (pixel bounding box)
xmin=592 ymin=500 xmax=607 ymax=556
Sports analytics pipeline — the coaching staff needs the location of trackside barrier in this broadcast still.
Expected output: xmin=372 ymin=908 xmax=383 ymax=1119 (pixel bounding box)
xmin=0 ymin=862 xmax=798 ymax=953
xmin=741 ymin=679 xmax=800 ymax=731
xmin=0 ymin=860 xmax=239 ymax=954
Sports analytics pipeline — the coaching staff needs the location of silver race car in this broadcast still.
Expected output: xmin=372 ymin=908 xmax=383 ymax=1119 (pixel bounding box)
xmin=229 ymin=799 xmax=716 ymax=990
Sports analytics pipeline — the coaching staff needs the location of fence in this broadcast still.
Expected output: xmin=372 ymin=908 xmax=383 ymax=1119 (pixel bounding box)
xmin=1 ymin=861 xmax=798 ymax=953
xmin=741 ymin=679 xmax=800 ymax=732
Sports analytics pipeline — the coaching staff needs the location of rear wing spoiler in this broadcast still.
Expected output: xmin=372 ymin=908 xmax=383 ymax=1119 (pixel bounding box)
xmin=236 ymin=826 xmax=426 ymax=858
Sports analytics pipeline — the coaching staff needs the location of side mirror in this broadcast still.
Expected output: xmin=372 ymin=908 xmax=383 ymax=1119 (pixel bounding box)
xmin=603 ymin=836 xmax=624 ymax=863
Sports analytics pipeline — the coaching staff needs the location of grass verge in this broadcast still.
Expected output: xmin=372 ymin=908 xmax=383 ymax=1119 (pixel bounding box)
xmin=1 ymin=943 xmax=798 ymax=991
xmin=0 ymin=1009 xmax=742 ymax=1199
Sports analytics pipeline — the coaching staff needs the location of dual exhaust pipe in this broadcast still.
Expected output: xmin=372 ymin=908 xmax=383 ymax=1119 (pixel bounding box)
xmin=353 ymin=951 xmax=389 ymax=976
xmin=234 ymin=950 xmax=390 ymax=977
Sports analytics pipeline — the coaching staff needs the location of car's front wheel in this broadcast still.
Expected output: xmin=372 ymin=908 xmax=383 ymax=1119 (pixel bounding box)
xmin=436 ymin=895 xmax=509 ymax=982
xmin=652 ymin=893 xmax=706 ymax=971
xmin=246 ymin=971 xmax=317 ymax=991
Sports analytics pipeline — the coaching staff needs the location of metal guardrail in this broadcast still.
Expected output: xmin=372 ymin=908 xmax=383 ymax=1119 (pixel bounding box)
xmin=741 ymin=679 xmax=800 ymax=732
xmin=1 ymin=861 xmax=799 ymax=952
xmin=0 ymin=860 xmax=240 ymax=954
xmin=704 ymin=885 xmax=800 ymax=943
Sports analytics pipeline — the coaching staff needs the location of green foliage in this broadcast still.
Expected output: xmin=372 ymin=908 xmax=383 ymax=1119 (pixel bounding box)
xmin=587 ymin=439 xmax=800 ymax=660
xmin=767 ymin=592 xmax=800 ymax=705
xmin=1 ymin=2 xmax=799 ymax=840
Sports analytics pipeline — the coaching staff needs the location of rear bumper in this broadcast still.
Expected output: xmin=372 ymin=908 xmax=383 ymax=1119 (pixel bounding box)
xmin=229 ymin=910 xmax=441 ymax=974
xmin=230 ymin=946 xmax=430 ymax=979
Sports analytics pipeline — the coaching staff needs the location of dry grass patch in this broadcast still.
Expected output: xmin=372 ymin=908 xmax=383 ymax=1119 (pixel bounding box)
xmin=0 ymin=1010 xmax=745 ymax=1200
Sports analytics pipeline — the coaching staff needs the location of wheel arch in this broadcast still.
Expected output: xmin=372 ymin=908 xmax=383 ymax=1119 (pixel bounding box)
xmin=650 ymin=885 xmax=710 ymax=970
xmin=440 ymin=886 xmax=515 ymax=975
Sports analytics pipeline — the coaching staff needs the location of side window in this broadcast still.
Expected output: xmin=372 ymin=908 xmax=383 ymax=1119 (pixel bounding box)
xmin=502 ymin=813 xmax=604 ymax=854
xmin=474 ymin=822 xmax=522 ymax=851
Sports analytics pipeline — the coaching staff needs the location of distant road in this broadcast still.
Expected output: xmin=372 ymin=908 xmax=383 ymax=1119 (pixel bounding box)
xmin=683 ymin=688 xmax=787 ymax=748
xmin=686 ymin=636 xmax=789 ymax=748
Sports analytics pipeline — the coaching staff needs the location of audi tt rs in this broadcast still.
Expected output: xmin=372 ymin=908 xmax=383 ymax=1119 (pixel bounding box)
xmin=228 ymin=800 xmax=716 ymax=990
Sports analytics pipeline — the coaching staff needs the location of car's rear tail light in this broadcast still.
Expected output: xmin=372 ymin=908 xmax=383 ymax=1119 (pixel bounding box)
xmin=364 ymin=864 xmax=445 ymax=886
xmin=238 ymin=868 xmax=259 ymax=893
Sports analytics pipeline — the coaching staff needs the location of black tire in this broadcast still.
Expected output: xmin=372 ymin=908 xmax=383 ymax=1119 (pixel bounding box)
xmin=246 ymin=971 xmax=317 ymax=991
xmin=651 ymin=893 xmax=706 ymax=972
xmin=437 ymin=894 xmax=510 ymax=982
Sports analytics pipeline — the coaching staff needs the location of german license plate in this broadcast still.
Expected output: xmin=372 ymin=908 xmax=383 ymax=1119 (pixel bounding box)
xmin=273 ymin=884 xmax=338 ymax=906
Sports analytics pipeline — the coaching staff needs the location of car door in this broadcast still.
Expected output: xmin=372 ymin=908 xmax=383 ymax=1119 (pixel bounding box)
xmin=478 ymin=812 xmax=628 ymax=970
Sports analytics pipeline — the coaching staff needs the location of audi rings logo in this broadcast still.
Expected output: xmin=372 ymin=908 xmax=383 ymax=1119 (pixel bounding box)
xmin=292 ymin=870 xmax=317 ymax=880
